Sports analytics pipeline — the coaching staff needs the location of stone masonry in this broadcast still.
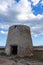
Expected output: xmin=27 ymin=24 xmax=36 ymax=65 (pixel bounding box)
xmin=5 ymin=25 xmax=33 ymax=57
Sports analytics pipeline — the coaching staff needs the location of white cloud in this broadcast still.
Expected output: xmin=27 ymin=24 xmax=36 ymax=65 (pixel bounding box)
xmin=31 ymin=32 xmax=38 ymax=37
xmin=30 ymin=19 xmax=43 ymax=37
xmin=31 ymin=25 xmax=43 ymax=37
xmin=0 ymin=1 xmax=8 ymax=13
xmin=17 ymin=0 xmax=32 ymax=20
xmin=16 ymin=0 xmax=37 ymax=20
xmin=0 ymin=0 xmax=43 ymax=37
xmin=0 ymin=0 xmax=43 ymax=21
xmin=31 ymin=0 xmax=40 ymax=6
xmin=0 ymin=30 xmax=8 ymax=34
xmin=0 ymin=0 xmax=35 ymax=21
xmin=23 ymin=17 xmax=43 ymax=37
xmin=0 ymin=23 xmax=9 ymax=30
xmin=41 ymin=0 xmax=43 ymax=5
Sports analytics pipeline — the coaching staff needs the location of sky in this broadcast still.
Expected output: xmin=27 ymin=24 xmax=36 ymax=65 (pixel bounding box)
xmin=0 ymin=0 xmax=43 ymax=46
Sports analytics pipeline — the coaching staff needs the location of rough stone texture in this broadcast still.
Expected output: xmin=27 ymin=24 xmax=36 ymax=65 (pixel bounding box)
xmin=5 ymin=25 xmax=33 ymax=56
xmin=17 ymin=59 xmax=43 ymax=65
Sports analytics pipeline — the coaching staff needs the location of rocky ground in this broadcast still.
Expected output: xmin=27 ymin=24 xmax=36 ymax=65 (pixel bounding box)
xmin=0 ymin=56 xmax=43 ymax=65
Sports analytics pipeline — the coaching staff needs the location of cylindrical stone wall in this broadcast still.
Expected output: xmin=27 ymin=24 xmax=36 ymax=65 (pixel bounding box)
xmin=5 ymin=25 xmax=33 ymax=56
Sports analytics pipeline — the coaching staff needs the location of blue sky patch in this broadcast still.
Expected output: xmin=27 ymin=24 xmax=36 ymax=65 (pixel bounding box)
xmin=15 ymin=0 xmax=20 ymax=2
xmin=31 ymin=0 xmax=43 ymax=15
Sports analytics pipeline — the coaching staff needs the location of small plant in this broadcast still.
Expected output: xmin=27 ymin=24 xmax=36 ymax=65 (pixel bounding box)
xmin=0 ymin=52 xmax=7 ymax=56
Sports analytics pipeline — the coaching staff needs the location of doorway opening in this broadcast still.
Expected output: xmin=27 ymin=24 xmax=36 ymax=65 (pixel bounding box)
xmin=11 ymin=45 xmax=17 ymax=55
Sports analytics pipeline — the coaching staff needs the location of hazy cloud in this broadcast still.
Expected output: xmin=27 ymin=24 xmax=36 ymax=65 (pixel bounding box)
xmin=0 ymin=0 xmax=43 ymax=37
xmin=0 ymin=30 xmax=8 ymax=34
xmin=0 ymin=23 xmax=9 ymax=30
xmin=41 ymin=0 xmax=43 ymax=5
xmin=31 ymin=0 xmax=40 ymax=6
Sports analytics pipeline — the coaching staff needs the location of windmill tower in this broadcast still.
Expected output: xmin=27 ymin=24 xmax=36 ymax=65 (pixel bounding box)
xmin=5 ymin=25 xmax=33 ymax=57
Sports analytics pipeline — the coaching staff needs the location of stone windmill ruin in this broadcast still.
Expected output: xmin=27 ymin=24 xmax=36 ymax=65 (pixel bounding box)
xmin=5 ymin=25 xmax=33 ymax=57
